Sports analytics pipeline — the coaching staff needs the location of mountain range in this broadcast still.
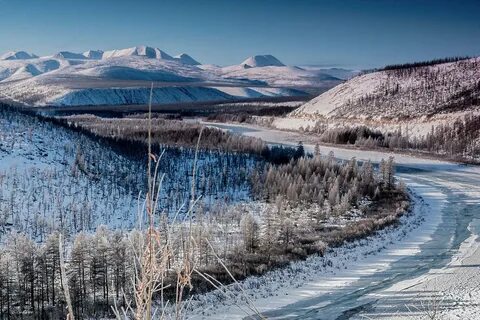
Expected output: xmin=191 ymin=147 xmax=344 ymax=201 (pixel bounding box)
xmin=0 ymin=46 xmax=357 ymax=107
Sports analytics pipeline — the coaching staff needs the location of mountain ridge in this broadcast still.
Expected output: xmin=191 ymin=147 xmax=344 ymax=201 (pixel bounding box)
xmin=0 ymin=45 xmax=346 ymax=107
xmin=1 ymin=51 xmax=39 ymax=60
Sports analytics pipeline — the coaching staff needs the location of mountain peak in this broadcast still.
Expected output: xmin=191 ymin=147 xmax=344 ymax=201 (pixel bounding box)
xmin=83 ymin=50 xmax=104 ymax=60
xmin=241 ymin=54 xmax=285 ymax=67
xmin=1 ymin=51 xmax=38 ymax=60
xmin=54 ymin=51 xmax=87 ymax=60
xmin=102 ymin=46 xmax=174 ymax=60
xmin=174 ymin=53 xmax=201 ymax=65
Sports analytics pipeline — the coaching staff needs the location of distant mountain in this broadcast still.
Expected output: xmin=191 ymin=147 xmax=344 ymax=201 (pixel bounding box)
xmin=83 ymin=50 xmax=104 ymax=60
xmin=209 ymin=64 xmax=341 ymax=88
xmin=1 ymin=51 xmax=38 ymax=60
xmin=7 ymin=64 xmax=42 ymax=81
xmin=300 ymin=66 xmax=360 ymax=80
xmin=202 ymin=55 xmax=346 ymax=88
xmin=0 ymin=46 xmax=347 ymax=107
xmin=102 ymin=46 xmax=174 ymax=60
xmin=175 ymin=53 xmax=201 ymax=65
xmin=54 ymin=51 xmax=88 ymax=60
xmin=241 ymin=55 xmax=285 ymax=67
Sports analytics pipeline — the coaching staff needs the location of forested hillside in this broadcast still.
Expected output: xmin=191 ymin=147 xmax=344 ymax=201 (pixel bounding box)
xmin=293 ymin=57 xmax=480 ymax=119
xmin=0 ymin=108 xmax=261 ymax=240
xmin=270 ymin=57 xmax=480 ymax=162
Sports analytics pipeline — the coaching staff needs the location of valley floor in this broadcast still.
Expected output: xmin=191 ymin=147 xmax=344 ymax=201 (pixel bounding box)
xmin=190 ymin=121 xmax=480 ymax=320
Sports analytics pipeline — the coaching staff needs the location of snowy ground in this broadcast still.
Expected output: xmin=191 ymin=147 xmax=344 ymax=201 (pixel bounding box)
xmin=188 ymin=121 xmax=480 ymax=319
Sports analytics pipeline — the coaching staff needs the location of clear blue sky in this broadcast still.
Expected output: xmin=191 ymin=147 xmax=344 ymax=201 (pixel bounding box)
xmin=0 ymin=0 xmax=479 ymax=69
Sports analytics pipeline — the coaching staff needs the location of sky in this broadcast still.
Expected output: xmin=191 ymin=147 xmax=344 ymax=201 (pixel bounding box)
xmin=0 ymin=0 xmax=479 ymax=69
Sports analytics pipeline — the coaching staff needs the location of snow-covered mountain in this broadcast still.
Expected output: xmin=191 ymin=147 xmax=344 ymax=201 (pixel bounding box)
xmin=175 ymin=53 xmax=201 ymax=65
xmin=195 ymin=55 xmax=344 ymax=88
xmin=102 ymin=45 xmax=175 ymax=60
xmin=211 ymin=65 xmax=341 ymax=87
xmin=0 ymin=45 xmax=348 ymax=107
xmin=83 ymin=50 xmax=104 ymax=60
xmin=54 ymin=51 xmax=88 ymax=60
xmin=1 ymin=51 xmax=38 ymax=60
xmin=241 ymin=54 xmax=285 ymax=67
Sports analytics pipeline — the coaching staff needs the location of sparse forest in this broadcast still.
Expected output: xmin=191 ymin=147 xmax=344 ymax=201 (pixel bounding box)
xmin=301 ymin=113 xmax=480 ymax=162
xmin=57 ymin=114 xmax=267 ymax=154
xmin=0 ymin=108 xmax=265 ymax=240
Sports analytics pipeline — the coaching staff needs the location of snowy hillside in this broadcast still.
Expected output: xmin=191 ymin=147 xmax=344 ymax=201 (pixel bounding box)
xmin=0 ymin=45 xmax=347 ymax=107
xmin=293 ymin=57 xmax=480 ymax=119
xmin=0 ymin=109 xmax=257 ymax=239
xmin=279 ymin=57 xmax=480 ymax=137
xmin=47 ymin=87 xmax=233 ymax=107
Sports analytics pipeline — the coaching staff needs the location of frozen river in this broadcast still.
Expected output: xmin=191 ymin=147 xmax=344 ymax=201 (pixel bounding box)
xmin=196 ymin=121 xmax=480 ymax=320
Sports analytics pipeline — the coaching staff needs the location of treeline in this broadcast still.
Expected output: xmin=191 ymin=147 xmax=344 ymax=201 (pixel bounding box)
xmin=251 ymin=153 xmax=399 ymax=211
xmin=439 ymin=80 xmax=480 ymax=113
xmin=380 ymin=56 xmax=471 ymax=71
xmin=303 ymin=113 xmax=480 ymax=162
xmin=206 ymin=105 xmax=298 ymax=123
xmin=58 ymin=115 xmax=267 ymax=155
xmin=409 ymin=114 xmax=480 ymax=161
xmin=56 ymin=114 xmax=306 ymax=165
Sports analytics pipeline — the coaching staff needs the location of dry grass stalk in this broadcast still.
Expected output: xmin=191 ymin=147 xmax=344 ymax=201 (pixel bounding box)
xmin=59 ymin=233 xmax=75 ymax=320
xmin=111 ymin=83 xmax=263 ymax=319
